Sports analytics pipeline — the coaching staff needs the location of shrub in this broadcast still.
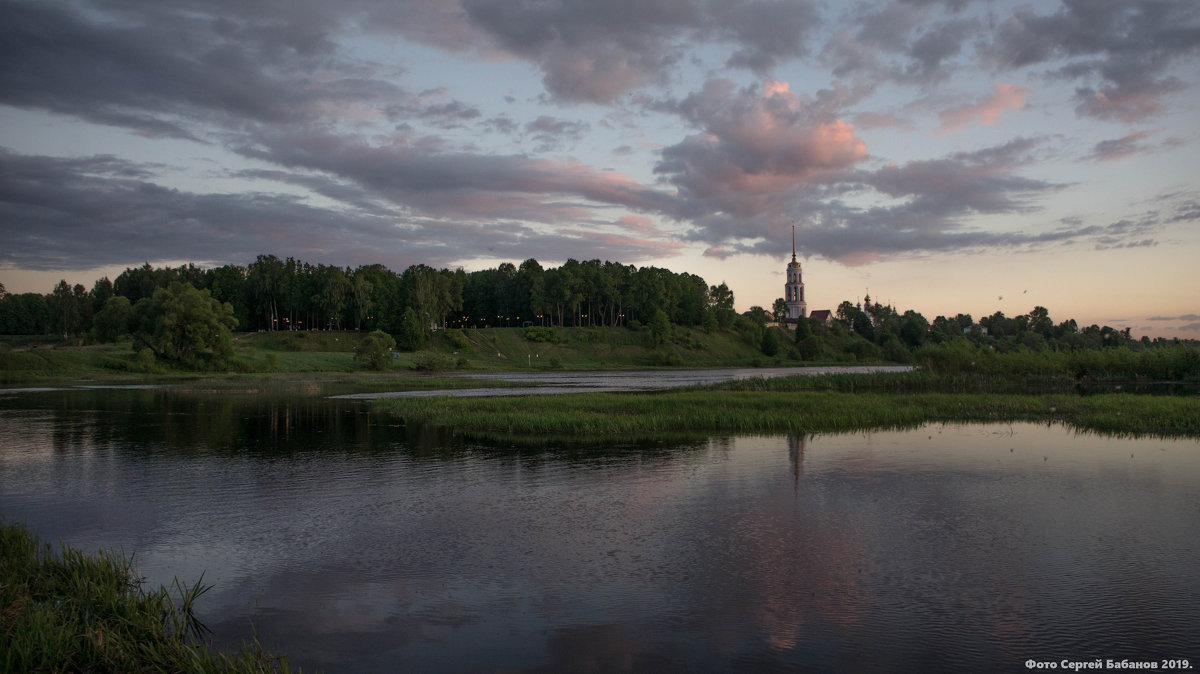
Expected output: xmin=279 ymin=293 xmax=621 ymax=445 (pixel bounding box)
xmin=411 ymin=351 xmax=454 ymax=371
xmin=523 ymin=326 xmax=560 ymax=343
xmin=760 ymin=327 xmax=781 ymax=357
xmin=132 ymin=347 xmax=158 ymax=373
xmin=354 ymin=329 xmax=396 ymax=370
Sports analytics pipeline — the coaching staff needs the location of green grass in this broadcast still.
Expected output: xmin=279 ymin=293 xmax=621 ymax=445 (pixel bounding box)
xmin=0 ymin=522 xmax=297 ymax=673
xmin=0 ymin=326 xmax=790 ymax=383
xmin=376 ymin=388 xmax=1200 ymax=442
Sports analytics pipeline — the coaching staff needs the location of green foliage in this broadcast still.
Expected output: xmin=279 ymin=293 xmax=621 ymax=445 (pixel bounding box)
xmin=132 ymin=347 xmax=159 ymax=373
xmin=354 ymin=329 xmax=396 ymax=370
xmin=881 ymin=334 xmax=912 ymax=363
xmin=732 ymin=314 xmax=763 ymax=347
xmin=131 ymin=282 xmax=238 ymax=369
xmin=49 ymin=280 xmax=91 ymax=339
xmin=445 ymin=330 xmax=472 ymax=349
xmin=90 ymin=295 xmax=132 ymax=343
xmin=796 ymin=336 xmax=821 ymax=361
xmin=760 ymin=326 xmax=781 ymax=356
xmin=794 ymin=316 xmax=812 ymax=342
xmin=0 ymin=293 xmax=50 ymax=335
xmin=410 ymin=351 xmax=456 ymax=371
xmin=0 ymin=522 xmax=292 ymax=673
xmin=396 ymin=307 xmax=425 ymax=351
xmin=523 ymin=326 xmax=561 ymax=343
xmin=649 ymin=346 xmax=686 ymax=366
xmin=648 ymin=309 xmax=672 ymax=347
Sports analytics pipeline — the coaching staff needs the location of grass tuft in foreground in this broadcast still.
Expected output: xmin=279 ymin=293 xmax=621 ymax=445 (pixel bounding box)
xmin=0 ymin=522 xmax=296 ymax=673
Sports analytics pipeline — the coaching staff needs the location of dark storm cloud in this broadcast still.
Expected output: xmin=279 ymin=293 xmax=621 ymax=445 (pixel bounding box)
xmin=0 ymin=1 xmax=375 ymax=138
xmin=232 ymin=127 xmax=676 ymax=223
xmin=979 ymin=0 xmax=1200 ymax=121
xmin=3 ymin=0 xmax=1196 ymax=276
xmin=0 ymin=149 xmax=684 ymax=271
xmin=0 ymin=150 xmax=409 ymax=269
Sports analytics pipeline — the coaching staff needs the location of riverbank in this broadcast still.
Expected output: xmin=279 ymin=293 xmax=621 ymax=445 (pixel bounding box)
xmin=0 ymin=522 xmax=295 ymax=673
xmin=375 ymin=372 xmax=1200 ymax=441
xmin=0 ymin=325 xmax=817 ymax=383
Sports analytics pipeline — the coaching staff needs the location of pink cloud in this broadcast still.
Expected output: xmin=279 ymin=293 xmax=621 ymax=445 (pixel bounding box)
xmin=937 ymin=83 xmax=1028 ymax=135
xmin=659 ymin=79 xmax=868 ymax=206
xmin=1075 ymin=86 xmax=1165 ymax=123
xmin=837 ymin=250 xmax=881 ymax=267
xmin=561 ymin=229 xmax=686 ymax=256
xmin=615 ymin=214 xmax=668 ymax=237
xmin=853 ymin=111 xmax=912 ymax=130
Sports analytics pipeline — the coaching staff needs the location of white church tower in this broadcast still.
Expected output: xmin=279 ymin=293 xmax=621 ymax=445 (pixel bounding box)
xmin=785 ymin=224 xmax=807 ymax=321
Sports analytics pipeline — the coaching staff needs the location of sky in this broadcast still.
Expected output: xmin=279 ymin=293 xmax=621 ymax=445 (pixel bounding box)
xmin=1 ymin=0 xmax=1198 ymax=337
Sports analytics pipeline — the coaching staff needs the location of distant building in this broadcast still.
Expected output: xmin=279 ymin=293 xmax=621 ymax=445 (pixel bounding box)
xmin=784 ymin=225 xmax=807 ymax=321
xmin=808 ymin=309 xmax=831 ymax=323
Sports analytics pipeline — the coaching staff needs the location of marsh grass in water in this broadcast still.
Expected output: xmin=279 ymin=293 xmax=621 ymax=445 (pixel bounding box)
xmin=378 ymin=383 xmax=1200 ymax=442
xmin=0 ymin=522 xmax=296 ymax=673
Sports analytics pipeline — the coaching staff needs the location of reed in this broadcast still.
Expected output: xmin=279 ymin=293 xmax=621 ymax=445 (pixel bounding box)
xmin=0 ymin=522 xmax=296 ymax=673
xmin=377 ymin=389 xmax=1200 ymax=441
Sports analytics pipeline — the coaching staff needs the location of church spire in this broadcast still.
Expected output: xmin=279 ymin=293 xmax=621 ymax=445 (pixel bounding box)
xmin=791 ymin=223 xmax=797 ymax=264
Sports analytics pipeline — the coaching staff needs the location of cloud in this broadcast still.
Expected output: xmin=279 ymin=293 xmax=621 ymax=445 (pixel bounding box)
xmin=457 ymin=0 xmax=821 ymax=102
xmin=657 ymin=135 xmax=1133 ymax=265
xmin=1073 ymin=78 xmax=1183 ymax=123
xmin=654 ymin=79 xmax=868 ymax=215
xmin=853 ymin=111 xmax=913 ymax=130
xmin=0 ymin=148 xmax=682 ymax=271
xmin=819 ymin=3 xmax=976 ymax=86
xmin=233 ymin=127 xmax=676 ymax=223
xmin=980 ymin=0 xmax=1200 ymax=122
xmin=0 ymin=1 xmax=378 ymax=138
xmin=1147 ymin=314 xmax=1200 ymax=322
xmin=524 ymin=115 xmax=591 ymax=152
xmin=1084 ymin=131 xmax=1152 ymax=162
xmin=936 ymin=83 xmax=1028 ymax=134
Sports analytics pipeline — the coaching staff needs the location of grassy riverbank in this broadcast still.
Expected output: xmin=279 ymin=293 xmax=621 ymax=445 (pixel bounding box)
xmin=0 ymin=522 xmax=295 ymax=673
xmin=0 ymin=325 xmax=780 ymax=383
xmin=376 ymin=374 xmax=1200 ymax=442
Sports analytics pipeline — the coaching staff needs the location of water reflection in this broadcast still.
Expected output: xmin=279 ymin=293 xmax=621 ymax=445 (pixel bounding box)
xmin=2 ymin=387 xmax=1198 ymax=673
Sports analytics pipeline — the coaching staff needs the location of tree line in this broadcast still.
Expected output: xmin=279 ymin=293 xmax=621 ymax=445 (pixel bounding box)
xmin=0 ymin=255 xmax=738 ymax=342
xmin=3 ymin=257 xmax=1191 ymax=369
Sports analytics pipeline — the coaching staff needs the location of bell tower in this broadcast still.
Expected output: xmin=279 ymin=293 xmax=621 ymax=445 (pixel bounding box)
xmin=784 ymin=224 xmax=807 ymax=321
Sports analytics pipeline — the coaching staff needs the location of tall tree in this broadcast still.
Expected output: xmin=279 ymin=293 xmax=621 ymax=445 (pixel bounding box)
xmin=350 ymin=270 xmax=374 ymax=330
xmin=248 ymin=254 xmax=285 ymax=330
xmin=515 ymin=259 xmax=546 ymax=326
xmin=772 ymin=298 xmax=788 ymax=323
xmin=49 ymin=280 xmax=90 ymax=339
xmin=91 ymin=296 xmax=132 ymax=343
xmin=89 ymin=277 xmax=114 ymax=315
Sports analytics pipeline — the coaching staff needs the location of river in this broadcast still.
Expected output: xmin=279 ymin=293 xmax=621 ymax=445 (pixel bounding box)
xmin=1 ymin=380 xmax=1197 ymax=672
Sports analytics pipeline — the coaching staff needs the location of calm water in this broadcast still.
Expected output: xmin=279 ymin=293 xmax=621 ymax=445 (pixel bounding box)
xmin=2 ymin=384 xmax=1198 ymax=672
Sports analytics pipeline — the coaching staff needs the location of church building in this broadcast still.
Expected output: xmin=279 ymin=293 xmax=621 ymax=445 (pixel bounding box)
xmin=784 ymin=225 xmax=807 ymax=321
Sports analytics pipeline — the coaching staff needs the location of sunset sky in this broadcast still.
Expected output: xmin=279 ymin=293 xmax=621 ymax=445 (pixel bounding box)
xmin=2 ymin=0 xmax=1198 ymax=337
